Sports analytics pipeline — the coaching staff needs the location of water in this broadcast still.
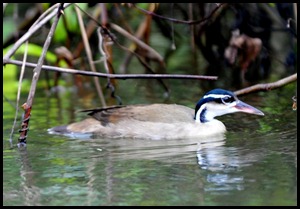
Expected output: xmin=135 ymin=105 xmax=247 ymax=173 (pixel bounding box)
xmin=3 ymin=80 xmax=297 ymax=206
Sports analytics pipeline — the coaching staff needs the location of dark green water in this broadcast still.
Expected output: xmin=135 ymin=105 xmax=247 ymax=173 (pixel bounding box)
xmin=3 ymin=80 xmax=297 ymax=206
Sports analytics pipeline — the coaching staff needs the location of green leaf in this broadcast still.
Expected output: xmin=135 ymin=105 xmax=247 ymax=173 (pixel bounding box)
xmin=3 ymin=43 xmax=68 ymax=67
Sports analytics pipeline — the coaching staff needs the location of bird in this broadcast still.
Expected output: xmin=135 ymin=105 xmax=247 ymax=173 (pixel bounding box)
xmin=48 ymin=88 xmax=264 ymax=140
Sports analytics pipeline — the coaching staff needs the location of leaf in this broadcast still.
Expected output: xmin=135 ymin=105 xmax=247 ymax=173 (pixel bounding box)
xmin=3 ymin=43 xmax=68 ymax=67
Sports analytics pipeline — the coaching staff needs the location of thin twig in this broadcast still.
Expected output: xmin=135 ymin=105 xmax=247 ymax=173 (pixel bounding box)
xmin=109 ymin=23 xmax=164 ymax=63
xmin=131 ymin=3 xmax=225 ymax=25
xmin=4 ymin=59 xmax=218 ymax=80
xmin=75 ymin=5 xmax=106 ymax=107
xmin=30 ymin=3 xmax=63 ymax=29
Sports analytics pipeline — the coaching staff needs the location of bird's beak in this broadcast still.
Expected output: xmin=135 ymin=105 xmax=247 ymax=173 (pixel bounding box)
xmin=234 ymin=100 xmax=264 ymax=116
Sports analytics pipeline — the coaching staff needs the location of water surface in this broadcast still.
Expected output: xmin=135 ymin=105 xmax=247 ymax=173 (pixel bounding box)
xmin=3 ymin=80 xmax=297 ymax=206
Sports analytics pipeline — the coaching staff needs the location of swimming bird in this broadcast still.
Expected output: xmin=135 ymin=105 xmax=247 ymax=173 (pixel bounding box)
xmin=48 ymin=88 xmax=264 ymax=140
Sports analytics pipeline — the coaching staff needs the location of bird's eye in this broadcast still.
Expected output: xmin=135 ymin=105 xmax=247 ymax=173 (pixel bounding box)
xmin=221 ymin=96 xmax=234 ymax=104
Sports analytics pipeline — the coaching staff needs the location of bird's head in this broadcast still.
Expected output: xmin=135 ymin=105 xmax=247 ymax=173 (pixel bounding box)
xmin=194 ymin=88 xmax=264 ymax=123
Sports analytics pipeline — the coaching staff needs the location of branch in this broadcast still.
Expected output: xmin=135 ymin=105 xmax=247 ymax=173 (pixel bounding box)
xmin=131 ymin=3 xmax=226 ymax=25
xmin=234 ymin=73 xmax=297 ymax=96
xmin=3 ymin=59 xmax=218 ymax=81
xmin=17 ymin=4 xmax=65 ymax=147
xmin=9 ymin=42 xmax=28 ymax=149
